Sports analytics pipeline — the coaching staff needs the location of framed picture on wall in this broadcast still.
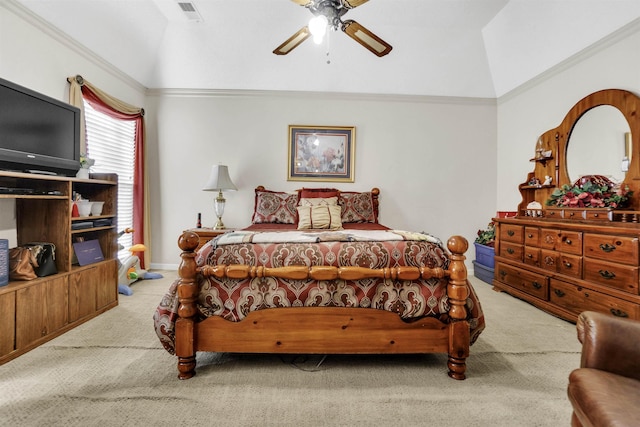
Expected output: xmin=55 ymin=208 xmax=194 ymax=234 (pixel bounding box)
xmin=288 ymin=125 xmax=355 ymax=182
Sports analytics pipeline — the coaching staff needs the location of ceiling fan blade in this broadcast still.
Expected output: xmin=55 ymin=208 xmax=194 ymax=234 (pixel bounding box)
xmin=273 ymin=27 xmax=311 ymax=55
xmin=342 ymin=20 xmax=392 ymax=57
xmin=290 ymin=0 xmax=312 ymax=5
xmin=342 ymin=0 xmax=370 ymax=8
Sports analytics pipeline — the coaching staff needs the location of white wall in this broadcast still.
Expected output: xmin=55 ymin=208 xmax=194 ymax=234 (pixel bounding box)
xmin=496 ymin=23 xmax=640 ymax=210
xmin=145 ymin=93 xmax=498 ymax=267
xmin=0 ymin=4 xmax=146 ymax=246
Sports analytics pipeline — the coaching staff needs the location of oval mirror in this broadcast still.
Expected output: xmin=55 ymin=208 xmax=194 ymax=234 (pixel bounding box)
xmin=567 ymin=105 xmax=630 ymax=183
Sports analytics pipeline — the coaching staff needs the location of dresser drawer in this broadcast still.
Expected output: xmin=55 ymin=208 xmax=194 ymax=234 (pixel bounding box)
xmin=557 ymin=253 xmax=582 ymax=278
xmin=540 ymin=229 xmax=583 ymax=255
xmin=583 ymin=209 xmax=612 ymax=222
xmin=500 ymin=242 xmax=523 ymax=262
xmin=544 ymin=208 xmax=563 ymax=220
xmin=495 ymin=262 xmax=548 ymax=300
xmin=523 ymin=247 xmax=540 ymax=267
xmin=583 ymin=258 xmax=639 ymax=294
xmin=540 ymin=249 xmax=558 ymax=273
xmin=540 ymin=250 xmax=582 ymax=278
xmin=524 ymin=227 xmax=540 ymax=247
xmin=563 ymin=209 xmax=583 ymax=220
xmin=583 ymin=234 xmax=639 ymax=266
xmin=550 ymin=278 xmax=639 ymax=320
xmin=500 ymin=224 xmax=523 ymax=244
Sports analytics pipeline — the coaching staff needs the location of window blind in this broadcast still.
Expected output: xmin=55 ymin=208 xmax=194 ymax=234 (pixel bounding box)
xmin=83 ymin=100 xmax=136 ymax=261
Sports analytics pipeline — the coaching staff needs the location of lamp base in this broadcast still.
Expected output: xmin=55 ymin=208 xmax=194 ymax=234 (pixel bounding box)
xmin=213 ymin=217 xmax=226 ymax=230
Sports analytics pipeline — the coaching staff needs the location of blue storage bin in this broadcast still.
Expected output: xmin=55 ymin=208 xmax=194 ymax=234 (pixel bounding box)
xmin=474 ymin=242 xmax=495 ymax=269
xmin=473 ymin=260 xmax=494 ymax=284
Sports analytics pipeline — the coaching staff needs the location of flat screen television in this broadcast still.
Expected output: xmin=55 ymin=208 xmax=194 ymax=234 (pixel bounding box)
xmin=0 ymin=77 xmax=81 ymax=176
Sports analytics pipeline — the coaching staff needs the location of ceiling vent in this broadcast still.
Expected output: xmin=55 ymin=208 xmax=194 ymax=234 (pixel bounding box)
xmin=177 ymin=2 xmax=203 ymax=22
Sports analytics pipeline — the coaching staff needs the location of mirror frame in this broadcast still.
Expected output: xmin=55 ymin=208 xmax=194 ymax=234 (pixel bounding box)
xmin=551 ymin=89 xmax=640 ymax=210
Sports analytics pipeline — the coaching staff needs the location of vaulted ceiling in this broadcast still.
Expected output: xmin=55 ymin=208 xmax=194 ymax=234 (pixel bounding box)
xmin=13 ymin=0 xmax=640 ymax=98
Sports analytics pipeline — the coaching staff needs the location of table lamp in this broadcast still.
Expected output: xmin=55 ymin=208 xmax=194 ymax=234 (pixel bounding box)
xmin=203 ymin=164 xmax=237 ymax=229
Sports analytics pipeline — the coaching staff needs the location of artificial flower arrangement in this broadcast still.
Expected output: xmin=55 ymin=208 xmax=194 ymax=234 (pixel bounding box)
xmin=475 ymin=221 xmax=495 ymax=247
xmin=79 ymin=153 xmax=95 ymax=169
xmin=545 ymin=175 xmax=633 ymax=209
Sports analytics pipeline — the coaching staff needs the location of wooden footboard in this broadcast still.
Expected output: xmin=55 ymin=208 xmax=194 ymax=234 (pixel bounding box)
xmin=175 ymin=232 xmax=470 ymax=380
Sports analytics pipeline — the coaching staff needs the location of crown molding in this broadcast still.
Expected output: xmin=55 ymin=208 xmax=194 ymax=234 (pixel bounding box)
xmin=145 ymin=87 xmax=496 ymax=106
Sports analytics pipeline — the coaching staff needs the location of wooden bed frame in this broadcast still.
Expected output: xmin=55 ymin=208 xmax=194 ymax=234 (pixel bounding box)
xmin=174 ymin=231 xmax=472 ymax=380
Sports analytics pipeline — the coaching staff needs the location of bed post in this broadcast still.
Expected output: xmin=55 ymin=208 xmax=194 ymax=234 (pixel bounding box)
xmin=446 ymin=235 xmax=470 ymax=380
xmin=176 ymin=231 xmax=200 ymax=379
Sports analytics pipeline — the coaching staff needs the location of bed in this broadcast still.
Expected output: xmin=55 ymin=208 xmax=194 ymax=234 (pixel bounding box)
xmin=154 ymin=187 xmax=485 ymax=380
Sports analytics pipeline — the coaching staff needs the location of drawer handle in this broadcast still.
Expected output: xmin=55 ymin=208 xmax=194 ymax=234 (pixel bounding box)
xmin=532 ymin=281 xmax=542 ymax=289
xmin=499 ymin=270 xmax=507 ymax=279
xmin=598 ymin=270 xmax=616 ymax=279
xmin=527 ymin=233 xmax=533 ymax=238
xmin=526 ymin=253 xmax=533 ymax=259
xmin=554 ymin=289 xmax=565 ymax=297
xmin=507 ymin=230 xmax=515 ymax=237
xmin=610 ymin=308 xmax=629 ymax=318
xmin=507 ymin=248 xmax=514 ymax=254
xmin=599 ymin=243 xmax=616 ymax=253
xmin=565 ymin=239 xmax=572 ymax=245
xmin=564 ymin=261 xmax=572 ymax=268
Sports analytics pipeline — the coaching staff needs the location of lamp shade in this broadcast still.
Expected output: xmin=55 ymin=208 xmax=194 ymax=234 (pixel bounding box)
xmin=203 ymin=165 xmax=237 ymax=192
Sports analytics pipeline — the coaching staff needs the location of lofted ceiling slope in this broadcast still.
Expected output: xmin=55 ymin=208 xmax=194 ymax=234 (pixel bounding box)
xmin=11 ymin=0 xmax=640 ymax=98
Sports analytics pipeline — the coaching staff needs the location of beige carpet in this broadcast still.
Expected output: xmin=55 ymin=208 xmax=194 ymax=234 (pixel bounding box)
xmin=0 ymin=270 xmax=581 ymax=427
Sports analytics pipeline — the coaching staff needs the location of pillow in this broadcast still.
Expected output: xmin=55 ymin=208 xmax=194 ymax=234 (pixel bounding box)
xmin=339 ymin=191 xmax=377 ymax=223
xmin=252 ymin=190 xmax=298 ymax=224
xmin=299 ymin=188 xmax=340 ymax=199
xmin=299 ymin=196 xmax=338 ymax=207
xmin=297 ymin=205 xmax=342 ymax=230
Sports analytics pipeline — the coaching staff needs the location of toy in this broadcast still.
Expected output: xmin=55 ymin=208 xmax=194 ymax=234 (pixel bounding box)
xmin=117 ymin=228 xmax=163 ymax=295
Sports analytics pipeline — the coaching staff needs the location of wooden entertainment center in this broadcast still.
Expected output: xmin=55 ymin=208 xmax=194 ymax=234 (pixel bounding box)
xmin=493 ymin=89 xmax=640 ymax=322
xmin=0 ymin=171 xmax=118 ymax=364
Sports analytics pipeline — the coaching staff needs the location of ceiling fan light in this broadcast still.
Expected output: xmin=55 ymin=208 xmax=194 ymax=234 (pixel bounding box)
xmin=309 ymin=15 xmax=328 ymax=38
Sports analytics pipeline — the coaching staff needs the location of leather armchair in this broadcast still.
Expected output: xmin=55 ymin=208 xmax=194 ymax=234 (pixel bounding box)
xmin=567 ymin=311 xmax=640 ymax=427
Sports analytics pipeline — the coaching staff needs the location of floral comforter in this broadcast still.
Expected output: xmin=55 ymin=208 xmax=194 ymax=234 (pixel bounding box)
xmin=153 ymin=229 xmax=485 ymax=354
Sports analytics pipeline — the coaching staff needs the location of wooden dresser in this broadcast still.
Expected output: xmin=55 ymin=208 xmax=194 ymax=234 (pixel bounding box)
xmin=493 ymin=89 xmax=640 ymax=322
xmin=493 ymin=217 xmax=640 ymax=321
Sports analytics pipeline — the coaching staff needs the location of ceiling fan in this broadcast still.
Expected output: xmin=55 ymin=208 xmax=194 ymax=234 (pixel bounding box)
xmin=273 ymin=0 xmax=392 ymax=57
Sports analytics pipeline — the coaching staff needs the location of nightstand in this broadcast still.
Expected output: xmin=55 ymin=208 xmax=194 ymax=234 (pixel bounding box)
xmin=185 ymin=227 xmax=233 ymax=251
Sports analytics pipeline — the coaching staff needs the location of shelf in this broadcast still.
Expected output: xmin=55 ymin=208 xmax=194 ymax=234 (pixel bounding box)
xmin=0 ymin=194 xmax=67 ymax=200
xmin=71 ymin=225 xmax=116 ymax=235
xmin=521 ymin=184 xmax=555 ymax=189
xmin=71 ymin=214 xmax=115 ymax=222
xmin=529 ymin=156 xmax=554 ymax=162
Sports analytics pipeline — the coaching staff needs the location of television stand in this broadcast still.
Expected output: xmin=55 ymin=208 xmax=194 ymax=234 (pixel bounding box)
xmin=0 ymin=170 xmax=118 ymax=366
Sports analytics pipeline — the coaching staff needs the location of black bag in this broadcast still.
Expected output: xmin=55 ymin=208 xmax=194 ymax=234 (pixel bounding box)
xmin=25 ymin=243 xmax=57 ymax=277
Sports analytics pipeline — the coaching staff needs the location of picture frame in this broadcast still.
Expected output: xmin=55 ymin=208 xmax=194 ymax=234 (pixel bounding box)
xmin=288 ymin=125 xmax=355 ymax=182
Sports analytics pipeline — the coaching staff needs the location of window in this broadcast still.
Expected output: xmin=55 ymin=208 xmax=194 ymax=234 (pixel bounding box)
xmin=83 ymin=100 xmax=136 ymax=261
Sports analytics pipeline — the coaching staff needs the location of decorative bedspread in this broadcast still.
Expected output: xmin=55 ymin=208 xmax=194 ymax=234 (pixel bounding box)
xmin=154 ymin=229 xmax=485 ymax=354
